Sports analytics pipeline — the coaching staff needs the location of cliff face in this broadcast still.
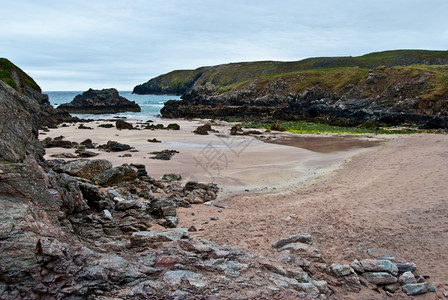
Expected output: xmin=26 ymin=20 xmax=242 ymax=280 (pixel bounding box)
xmin=153 ymin=51 xmax=448 ymax=128
xmin=57 ymin=88 xmax=141 ymax=114
xmin=0 ymin=58 xmax=77 ymax=127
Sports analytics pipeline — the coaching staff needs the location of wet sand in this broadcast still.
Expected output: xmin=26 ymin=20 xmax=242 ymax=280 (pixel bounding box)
xmin=42 ymin=119 xmax=380 ymax=198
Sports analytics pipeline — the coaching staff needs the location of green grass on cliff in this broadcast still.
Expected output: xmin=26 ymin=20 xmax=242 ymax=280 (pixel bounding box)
xmin=0 ymin=58 xmax=41 ymax=92
xmin=138 ymin=50 xmax=448 ymax=94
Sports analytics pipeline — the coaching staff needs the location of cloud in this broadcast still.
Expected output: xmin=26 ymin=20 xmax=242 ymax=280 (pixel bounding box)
xmin=1 ymin=0 xmax=447 ymax=90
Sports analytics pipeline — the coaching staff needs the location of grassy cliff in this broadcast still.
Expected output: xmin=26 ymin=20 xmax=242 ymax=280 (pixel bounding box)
xmin=133 ymin=50 xmax=448 ymax=95
xmin=0 ymin=58 xmax=41 ymax=94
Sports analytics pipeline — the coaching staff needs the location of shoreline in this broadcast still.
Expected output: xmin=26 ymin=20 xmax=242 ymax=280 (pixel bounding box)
xmin=41 ymin=118 xmax=385 ymax=200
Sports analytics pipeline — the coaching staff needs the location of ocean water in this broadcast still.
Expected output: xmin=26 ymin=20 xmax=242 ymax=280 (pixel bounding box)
xmin=45 ymin=91 xmax=181 ymax=121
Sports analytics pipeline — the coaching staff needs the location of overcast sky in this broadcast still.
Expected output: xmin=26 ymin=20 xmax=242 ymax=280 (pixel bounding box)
xmin=1 ymin=0 xmax=447 ymax=91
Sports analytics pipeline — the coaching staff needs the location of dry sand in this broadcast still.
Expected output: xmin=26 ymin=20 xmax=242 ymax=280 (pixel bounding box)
xmin=43 ymin=120 xmax=448 ymax=299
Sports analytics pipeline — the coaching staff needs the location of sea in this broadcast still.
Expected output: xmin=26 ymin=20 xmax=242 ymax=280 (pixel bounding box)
xmin=45 ymin=91 xmax=181 ymax=121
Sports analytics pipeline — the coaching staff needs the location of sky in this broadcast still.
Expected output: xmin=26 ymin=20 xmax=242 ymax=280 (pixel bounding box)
xmin=1 ymin=0 xmax=447 ymax=91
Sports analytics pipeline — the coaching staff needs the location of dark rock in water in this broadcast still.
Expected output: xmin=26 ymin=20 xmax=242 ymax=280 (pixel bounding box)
xmin=94 ymin=164 xmax=138 ymax=186
xmin=116 ymin=119 xmax=134 ymax=130
xmin=57 ymin=88 xmax=141 ymax=114
xmin=99 ymin=140 xmax=132 ymax=152
xmin=150 ymin=149 xmax=179 ymax=160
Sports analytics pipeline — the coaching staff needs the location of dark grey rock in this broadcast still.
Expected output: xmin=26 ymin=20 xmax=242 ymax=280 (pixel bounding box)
xmin=53 ymin=159 xmax=112 ymax=180
xmin=329 ymin=263 xmax=352 ymax=277
xmin=130 ymin=229 xmax=189 ymax=248
xmin=116 ymin=119 xmax=134 ymax=130
xmin=398 ymin=271 xmax=416 ymax=285
xmin=57 ymin=88 xmax=141 ymax=114
xmin=360 ymin=259 xmax=398 ymax=276
xmin=94 ymin=164 xmax=138 ymax=186
xmin=402 ymin=282 xmax=429 ymax=296
xmin=272 ymin=233 xmax=313 ymax=249
xmin=98 ymin=140 xmax=132 ymax=152
xmin=362 ymin=272 xmax=397 ymax=285
xmin=161 ymin=173 xmax=182 ymax=182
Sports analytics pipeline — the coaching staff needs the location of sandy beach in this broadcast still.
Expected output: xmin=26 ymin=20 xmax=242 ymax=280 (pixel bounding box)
xmin=42 ymin=119 xmax=448 ymax=298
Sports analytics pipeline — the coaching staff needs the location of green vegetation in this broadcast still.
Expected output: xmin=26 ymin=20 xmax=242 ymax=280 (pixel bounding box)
xmin=0 ymin=58 xmax=41 ymax=93
xmin=136 ymin=50 xmax=448 ymax=95
xmin=242 ymin=121 xmax=427 ymax=135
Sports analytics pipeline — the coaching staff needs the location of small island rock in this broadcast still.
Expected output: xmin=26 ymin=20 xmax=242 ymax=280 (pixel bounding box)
xmin=57 ymin=88 xmax=141 ymax=114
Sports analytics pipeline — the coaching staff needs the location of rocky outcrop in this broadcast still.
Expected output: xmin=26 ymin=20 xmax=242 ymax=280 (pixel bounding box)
xmin=57 ymin=88 xmax=141 ymax=114
xmin=0 ymin=58 xmax=77 ymax=128
xmin=134 ymin=50 xmax=448 ymax=95
xmin=161 ymin=65 xmax=448 ymax=129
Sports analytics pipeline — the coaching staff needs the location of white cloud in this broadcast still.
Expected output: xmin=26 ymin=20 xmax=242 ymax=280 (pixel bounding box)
xmin=1 ymin=0 xmax=447 ymax=90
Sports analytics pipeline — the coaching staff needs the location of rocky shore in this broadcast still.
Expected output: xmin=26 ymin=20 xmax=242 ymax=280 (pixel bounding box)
xmin=2 ymin=57 xmax=447 ymax=298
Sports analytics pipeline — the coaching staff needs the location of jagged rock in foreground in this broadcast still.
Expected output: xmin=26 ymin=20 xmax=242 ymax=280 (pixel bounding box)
xmin=57 ymin=88 xmax=141 ymax=114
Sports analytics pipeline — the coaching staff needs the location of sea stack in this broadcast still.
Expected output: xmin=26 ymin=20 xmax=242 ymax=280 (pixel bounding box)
xmin=58 ymin=88 xmax=141 ymax=114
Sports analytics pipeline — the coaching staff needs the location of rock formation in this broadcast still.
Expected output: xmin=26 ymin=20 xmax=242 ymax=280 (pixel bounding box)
xmin=0 ymin=58 xmax=77 ymax=128
xmin=136 ymin=50 xmax=448 ymax=129
xmin=57 ymin=88 xmax=141 ymax=114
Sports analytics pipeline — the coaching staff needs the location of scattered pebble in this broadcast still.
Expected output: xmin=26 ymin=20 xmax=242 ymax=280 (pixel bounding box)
xmin=210 ymin=217 xmax=219 ymax=221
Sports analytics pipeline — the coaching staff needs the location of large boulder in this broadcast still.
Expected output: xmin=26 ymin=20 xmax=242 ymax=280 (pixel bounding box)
xmin=94 ymin=164 xmax=138 ymax=186
xmin=57 ymin=88 xmax=141 ymax=114
xmin=53 ymin=159 xmax=113 ymax=180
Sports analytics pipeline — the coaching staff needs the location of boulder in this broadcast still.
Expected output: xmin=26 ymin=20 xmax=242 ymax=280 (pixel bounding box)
xmin=360 ymin=259 xmax=398 ymax=276
xmin=161 ymin=173 xmax=182 ymax=182
xmin=362 ymin=272 xmax=397 ymax=285
xmin=53 ymin=159 xmax=113 ymax=180
xmin=272 ymin=233 xmax=313 ymax=249
xmin=80 ymin=139 xmax=95 ymax=149
xmin=130 ymin=163 xmax=148 ymax=177
xmin=166 ymin=123 xmax=180 ymax=130
xmin=150 ymin=149 xmax=179 ymax=160
xmin=41 ymin=136 xmax=75 ymax=149
xmin=329 ymin=264 xmax=352 ymax=277
xmin=116 ymin=119 xmax=133 ymax=130
xmin=57 ymin=88 xmax=141 ymax=114
xmin=193 ymin=124 xmax=217 ymax=135
xmin=130 ymin=228 xmax=189 ymax=248
xmin=94 ymin=164 xmax=138 ymax=186
xmin=398 ymin=271 xmax=416 ymax=285
xmin=402 ymin=282 xmax=429 ymax=296
xmin=99 ymin=140 xmax=132 ymax=152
